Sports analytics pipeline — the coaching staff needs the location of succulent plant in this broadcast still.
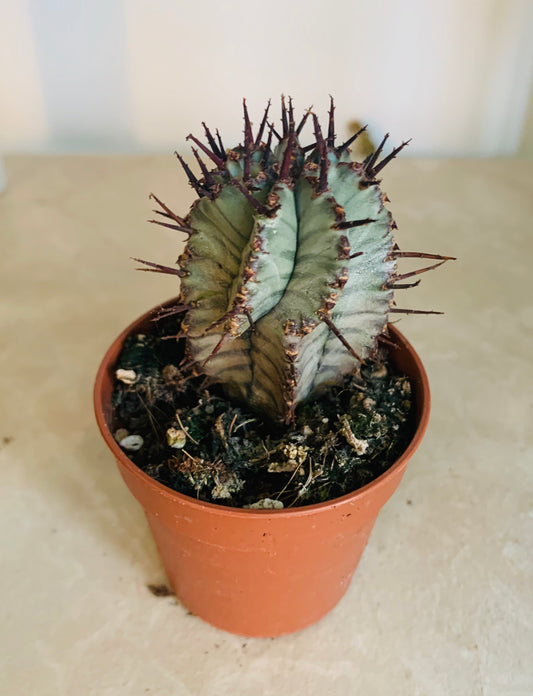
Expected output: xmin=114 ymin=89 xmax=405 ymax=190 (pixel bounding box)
xmin=136 ymin=98 xmax=452 ymax=423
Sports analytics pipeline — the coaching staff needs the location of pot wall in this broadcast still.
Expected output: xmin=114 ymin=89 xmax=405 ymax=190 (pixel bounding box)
xmin=94 ymin=300 xmax=430 ymax=637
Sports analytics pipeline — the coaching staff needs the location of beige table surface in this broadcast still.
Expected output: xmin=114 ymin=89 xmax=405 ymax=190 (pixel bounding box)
xmin=1 ymin=155 xmax=532 ymax=696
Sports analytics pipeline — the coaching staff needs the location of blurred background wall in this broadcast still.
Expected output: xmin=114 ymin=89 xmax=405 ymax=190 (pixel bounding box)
xmin=1 ymin=0 xmax=532 ymax=156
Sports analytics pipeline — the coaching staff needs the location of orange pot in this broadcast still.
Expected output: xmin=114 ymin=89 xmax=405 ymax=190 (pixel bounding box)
xmin=94 ymin=300 xmax=430 ymax=637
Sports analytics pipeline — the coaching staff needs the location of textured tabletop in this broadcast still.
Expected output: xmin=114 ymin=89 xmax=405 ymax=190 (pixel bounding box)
xmin=1 ymin=155 xmax=532 ymax=695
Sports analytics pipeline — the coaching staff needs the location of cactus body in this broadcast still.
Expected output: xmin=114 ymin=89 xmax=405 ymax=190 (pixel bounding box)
xmin=141 ymin=99 xmax=451 ymax=422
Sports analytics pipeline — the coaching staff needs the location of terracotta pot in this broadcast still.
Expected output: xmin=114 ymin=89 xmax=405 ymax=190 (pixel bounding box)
xmin=94 ymin=300 xmax=430 ymax=637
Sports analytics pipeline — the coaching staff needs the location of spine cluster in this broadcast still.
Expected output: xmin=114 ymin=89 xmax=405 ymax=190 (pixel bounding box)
xmin=136 ymin=98 xmax=453 ymax=422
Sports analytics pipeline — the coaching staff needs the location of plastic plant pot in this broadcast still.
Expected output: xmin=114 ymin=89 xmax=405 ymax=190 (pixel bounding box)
xmin=94 ymin=299 xmax=430 ymax=637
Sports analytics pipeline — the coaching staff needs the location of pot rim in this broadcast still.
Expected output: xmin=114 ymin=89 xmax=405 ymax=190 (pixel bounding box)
xmin=94 ymin=299 xmax=431 ymax=518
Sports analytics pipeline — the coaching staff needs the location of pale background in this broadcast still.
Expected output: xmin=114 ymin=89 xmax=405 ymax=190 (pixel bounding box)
xmin=1 ymin=3 xmax=533 ymax=696
xmin=1 ymin=0 xmax=533 ymax=156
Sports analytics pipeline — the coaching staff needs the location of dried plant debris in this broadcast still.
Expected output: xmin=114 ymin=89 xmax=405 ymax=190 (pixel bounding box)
xmin=147 ymin=583 xmax=175 ymax=597
xmin=112 ymin=316 xmax=414 ymax=509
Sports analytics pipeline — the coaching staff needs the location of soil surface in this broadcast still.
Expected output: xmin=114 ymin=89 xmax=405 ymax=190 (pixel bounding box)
xmin=111 ymin=315 xmax=415 ymax=508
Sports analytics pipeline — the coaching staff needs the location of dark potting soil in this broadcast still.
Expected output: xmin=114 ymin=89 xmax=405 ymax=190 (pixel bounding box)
xmin=111 ymin=315 xmax=415 ymax=509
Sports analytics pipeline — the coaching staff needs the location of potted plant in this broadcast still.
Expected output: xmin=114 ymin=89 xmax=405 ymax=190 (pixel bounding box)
xmin=94 ymin=97 xmax=453 ymax=637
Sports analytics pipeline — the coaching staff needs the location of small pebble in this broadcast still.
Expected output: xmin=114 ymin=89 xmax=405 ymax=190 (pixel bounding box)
xmin=166 ymin=427 xmax=187 ymax=449
xmin=115 ymin=368 xmax=137 ymax=385
xmin=401 ymin=380 xmax=412 ymax=396
xmin=114 ymin=428 xmax=129 ymax=443
xmin=119 ymin=434 xmax=144 ymax=451
xmin=245 ymin=498 xmax=284 ymax=510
